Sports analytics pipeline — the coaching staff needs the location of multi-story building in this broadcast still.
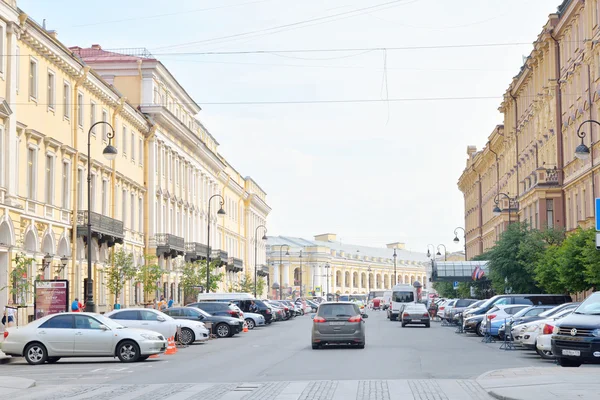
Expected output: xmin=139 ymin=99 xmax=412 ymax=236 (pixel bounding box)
xmin=0 ymin=0 xmax=270 ymax=321
xmin=266 ymin=234 xmax=428 ymax=299
xmin=458 ymin=0 xmax=599 ymax=257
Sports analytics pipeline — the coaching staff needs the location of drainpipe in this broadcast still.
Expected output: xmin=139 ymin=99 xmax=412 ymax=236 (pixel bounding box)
xmin=586 ymin=61 xmax=596 ymax=216
xmin=550 ymin=31 xmax=566 ymax=228
xmin=71 ymin=65 xmax=90 ymax=299
xmin=478 ymin=172 xmax=483 ymax=255
xmin=509 ymin=92 xmax=519 ymax=200
xmin=110 ymin=97 xmax=125 ymax=302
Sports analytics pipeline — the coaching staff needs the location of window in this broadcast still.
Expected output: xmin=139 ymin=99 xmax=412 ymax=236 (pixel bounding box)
xmin=74 ymin=315 xmax=103 ymax=330
xmin=0 ymin=125 xmax=3 ymax=186
xmin=90 ymin=173 xmax=96 ymax=212
xmin=102 ymin=110 xmax=108 ymax=141
xmin=102 ymin=179 xmax=108 ymax=216
xmin=131 ymin=131 xmax=135 ymax=162
xmin=27 ymin=148 xmax=36 ymax=200
xmin=77 ymin=92 xmax=83 ymax=127
xmin=141 ymin=310 xmax=160 ymax=321
xmin=77 ymin=168 xmax=84 ymax=207
xmin=130 ymin=193 xmax=134 ymax=229
xmin=122 ymin=189 xmax=127 ymax=225
xmin=15 ymin=46 xmax=19 ymax=92
xmin=47 ymin=71 xmax=55 ymax=109
xmin=122 ymin=126 xmax=127 ymax=155
xmin=138 ymin=197 xmax=143 ymax=232
xmin=63 ymin=82 xmax=70 ymax=119
xmin=62 ymin=161 xmax=70 ymax=209
xmin=39 ymin=315 xmax=73 ymax=329
xmin=90 ymin=102 xmax=96 ymax=135
xmin=109 ymin=310 xmax=139 ymax=320
xmin=139 ymin=138 xmax=143 ymax=166
xmin=29 ymin=59 xmax=37 ymax=99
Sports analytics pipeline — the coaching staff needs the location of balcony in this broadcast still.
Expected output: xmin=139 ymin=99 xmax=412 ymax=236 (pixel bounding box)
xmin=257 ymin=265 xmax=270 ymax=277
xmin=155 ymin=233 xmax=185 ymax=258
xmin=211 ymin=249 xmax=228 ymax=266
xmin=226 ymin=257 xmax=244 ymax=273
xmin=76 ymin=211 xmax=124 ymax=247
xmin=184 ymin=242 xmax=210 ymax=262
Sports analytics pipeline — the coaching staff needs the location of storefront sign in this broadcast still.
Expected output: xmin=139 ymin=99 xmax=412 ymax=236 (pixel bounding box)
xmin=34 ymin=280 xmax=69 ymax=319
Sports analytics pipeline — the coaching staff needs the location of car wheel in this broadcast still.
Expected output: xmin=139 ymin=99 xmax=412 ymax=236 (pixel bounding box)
xmin=401 ymin=322 xmax=406 ymax=327
xmin=475 ymin=322 xmax=484 ymax=337
xmin=556 ymin=357 xmax=582 ymax=367
xmin=24 ymin=342 xmax=48 ymax=365
xmin=216 ymin=323 xmax=231 ymax=338
xmin=536 ymin=347 xmax=554 ymax=360
xmin=312 ymin=343 xmax=320 ymax=350
xmin=245 ymin=318 xmax=255 ymax=330
xmin=178 ymin=327 xmax=195 ymax=345
xmin=117 ymin=340 xmax=141 ymax=363
xmin=46 ymin=357 xmax=60 ymax=364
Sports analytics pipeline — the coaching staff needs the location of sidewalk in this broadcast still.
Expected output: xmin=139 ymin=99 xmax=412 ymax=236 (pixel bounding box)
xmin=0 ymin=375 xmax=36 ymax=397
xmin=477 ymin=366 xmax=600 ymax=400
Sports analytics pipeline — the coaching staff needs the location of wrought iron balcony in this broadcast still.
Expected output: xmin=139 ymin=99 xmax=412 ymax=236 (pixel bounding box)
xmin=257 ymin=265 xmax=270 ymax=277
xmin=211 ymin=249 xmax=228 ymax=266
xmin=226 ymin=257 xmax=244 ymax=273
xmin=76 ymin=211 xmax=124 ymax=247
xmin=155 ymin=233 xmax=185 ymax=258
xmin=185 ymin=242 xmax=210 ymax=262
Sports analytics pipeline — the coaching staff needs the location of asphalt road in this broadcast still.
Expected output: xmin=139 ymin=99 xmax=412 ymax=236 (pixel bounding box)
xmin=2 ymin=310 xmax=556 ymax=387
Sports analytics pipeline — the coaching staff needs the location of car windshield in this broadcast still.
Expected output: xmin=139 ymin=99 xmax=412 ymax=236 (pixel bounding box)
xmin=512 ymin=307 xmax=533 ymax=318
xmin=93 ymin=314 xmax=125 ymax=329
xmin=393 ymin=291 xmax=414 ymax=302
xmin=194 ymin=308 xmax=211 ymax=318
xmin=574 ymin=293 xmax=600 ymax=315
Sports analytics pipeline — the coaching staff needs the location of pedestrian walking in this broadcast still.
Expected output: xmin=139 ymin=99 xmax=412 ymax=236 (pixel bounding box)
xmin=2 ymin=305 xmax=15 ymax=327
xmin=71 ymin=298 xmax=82 ymax=312
xmin=157 ymin=296 xmax=167 ymax=311
xmin=167 ymin=296 xmax=174 ymax=308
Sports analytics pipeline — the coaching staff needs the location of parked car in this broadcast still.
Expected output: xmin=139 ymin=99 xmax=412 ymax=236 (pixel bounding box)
xmin=510 ymin=303 xmax=581 ymax=342
xmin=535 ymin=309 xmax=577 ymax=359
xmin=1 ymin=313 xmax=168 ymax=365
xmin=552 ymin=291 xmax=600 ymax=367
xmin=519 ymin=308 xmax=575 ymax=350
xmin=105 ymin=308 xmax=209 ymax=346
xmin=227 ymin=299 xmax=273 ymax=324
xmin=482 ymin=304 xmax=530 ymax=336
xmin=186 ymin=302 xmax=243 ymax=319
xmin=162 ymin=306 xmax=243 ymax=338
xmin=243 ymin=312 xmax=266 ymax=329
xmin=452 ymin=300 xmax=486 ymax=324
xmin=401 ymin=303 xmax=431 ymax=328
xmin=497 ymin=305 xmax=554 ymax=339
xmin=311 ymin=302 xmax=368 ymax=349
xmin=463 ymin=314 xmax=486 ymax=336
xmin=445 ymin=299 xmax=479 ymax=322
xmin=463 ymin=294 xmax=572 ymax=320
xmin=438 ymin=299 xmax=456 ymax=321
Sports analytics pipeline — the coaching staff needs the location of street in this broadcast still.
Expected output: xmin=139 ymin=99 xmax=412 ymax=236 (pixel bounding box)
xmin=1 ymin=310 xmax=577 ymax=399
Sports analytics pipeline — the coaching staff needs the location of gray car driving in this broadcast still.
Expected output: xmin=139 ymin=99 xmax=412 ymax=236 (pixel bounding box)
xmin=311 ymin=302 xmax=367 ymax=349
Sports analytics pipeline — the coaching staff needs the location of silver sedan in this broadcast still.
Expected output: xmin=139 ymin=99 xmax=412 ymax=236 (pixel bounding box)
xmin=1 ymin=312 xmax=167 ymax=365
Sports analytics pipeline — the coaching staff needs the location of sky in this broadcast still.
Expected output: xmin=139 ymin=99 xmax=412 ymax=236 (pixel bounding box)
xmin=19 ymin=0 xmax=558 ymax=254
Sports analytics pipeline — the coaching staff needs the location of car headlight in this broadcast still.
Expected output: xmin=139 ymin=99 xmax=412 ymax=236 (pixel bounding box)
xmin=592 ymin=329 xmax=600 ymax=337
xmin=229 ymin=321 xmax=239 ymax=325
xmin=196 ymin=325 xmax=205 ymax=330
xmin=140 ymin=333 xmax=161 ymax=341
xmin=553 ymin=325 xmax=560 ymax=334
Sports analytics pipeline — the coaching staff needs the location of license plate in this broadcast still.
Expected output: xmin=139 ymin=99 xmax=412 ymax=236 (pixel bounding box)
xmin=330 ymin=322 xmax=345 ymax=326
xmin=562 ymin=349 xmax=581 ymax=356
xmin=412 ymin=319 xmax=421 ymax=322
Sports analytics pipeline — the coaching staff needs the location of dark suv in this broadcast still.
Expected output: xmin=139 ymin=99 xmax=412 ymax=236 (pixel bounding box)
xmin=187 ymin=302 xmax=242 ymax=319
xmin=228 ymin=299 xmax=273 ymax=324
xmin=552 ymin=292 xmax=600 ymax=367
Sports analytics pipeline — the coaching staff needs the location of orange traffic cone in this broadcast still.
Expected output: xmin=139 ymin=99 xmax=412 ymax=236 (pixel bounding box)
xmin=165 ymin=336 xmax=177 ymax=355
xmin=148 ymin=353 xmax=160 ymax=359
xmin=243 ymin=322 xmax=249 ymax=333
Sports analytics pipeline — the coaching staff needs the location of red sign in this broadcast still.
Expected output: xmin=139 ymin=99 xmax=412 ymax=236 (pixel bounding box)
xmin=34 ymin=280 xmax=69 ymax=319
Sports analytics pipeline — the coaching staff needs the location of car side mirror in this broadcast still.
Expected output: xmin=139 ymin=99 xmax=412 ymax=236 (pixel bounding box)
xmin=157 ymin=316 xmax=166 ymax=322
xmin=363 ymin=314 xmax=369 ymax=319
xmin=99 ymin=324 xmax=109 ymax=331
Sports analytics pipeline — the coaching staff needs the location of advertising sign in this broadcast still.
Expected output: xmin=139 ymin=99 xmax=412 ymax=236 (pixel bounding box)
xmin=34 ymin=280 xmax=69 ymax=320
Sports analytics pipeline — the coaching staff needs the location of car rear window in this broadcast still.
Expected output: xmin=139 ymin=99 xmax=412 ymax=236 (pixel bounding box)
xmin=318 ymin=304 xmax=359 ymax=317
xmin=393 ymin=291 xmax=414 ymax=302
xmin=456 ymin=299 xmax=475 ymax=307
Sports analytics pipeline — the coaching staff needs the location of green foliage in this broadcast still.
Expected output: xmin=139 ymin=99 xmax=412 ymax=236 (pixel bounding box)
xmin=5 ymin=253 xmax=35 ymax=306
xmin=135 ymin=255 xmax=164 ymax=302
xmin=106 ymin=249 xmax=137 ymax=305
xmin=432 ymin=281 xmax=456 ymax=298
xmin=227 ymin=272 xmax=263 ymax=295
xmin=256 ymin=277 xmax=266 ymax=297
xmin=556 ymin=228 xmax=594 ymax=293
xmin=579 ymin=228 xmax=600 ymax=289
xmin=534 ymin=245 xmax=565 ymax=294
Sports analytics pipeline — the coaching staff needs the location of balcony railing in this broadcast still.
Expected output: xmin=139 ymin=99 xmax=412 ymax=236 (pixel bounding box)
xmin=185 ymin=242 xmax=210 ymax=262
xmin=226 ymin=257 xmax=244 ymax=273
xmin=211 ymin=249 xmax=228 ymax=266
xmin=76 ymin=211 xmax=124 ymax=247
xmin=257 ymin=265 xmax=270 ymax=277
xmin=155 ymin=233 xmax=185 ymax=258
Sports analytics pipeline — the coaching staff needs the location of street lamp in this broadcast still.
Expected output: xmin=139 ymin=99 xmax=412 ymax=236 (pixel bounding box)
xmin=426 ymin=244 xmax=435 ymax=258
xmin=392 ymin=249 xmax=397 ymax=286
xmin=299 ymin=250 xmax=303 ymax=298
xmin=85 ymin=121 xmax=117 ymax=313
xmin=206 ymin=194 xmax=226 ymax=293
xmin=436 ymin=244 xmax=447 ymax=261
xmin=575 ymin=119 xmax=600 ymax=160
xmin=279 ymin=244 xmax=290 ymax=299
xmin=324 ymin=263 xmax=331 ymax=300
xmin=493 ymin=192 xmax=517 ymax=224
xmin=56 ymin=255 xmax=69 ymax=276
xmin=453 ymin=227 xmax=467 ymax=261
xmin=254 ymin=225 xmax=267 ymax=298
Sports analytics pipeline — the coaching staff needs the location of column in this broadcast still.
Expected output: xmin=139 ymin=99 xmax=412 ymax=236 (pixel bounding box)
xmin=4 ymin=23 xmax=18 ymax=206
xmin=282 ymin=261 xmax=290 ymax=289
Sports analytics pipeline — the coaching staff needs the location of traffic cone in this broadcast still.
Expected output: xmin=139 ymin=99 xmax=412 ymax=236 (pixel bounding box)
xmin=243 ymin=322 xmax=249 ymax=333
xmin=148 ymin=353 xmax=160 ymax=359
xmin=165 ymin=336 xmax=177 ymax=355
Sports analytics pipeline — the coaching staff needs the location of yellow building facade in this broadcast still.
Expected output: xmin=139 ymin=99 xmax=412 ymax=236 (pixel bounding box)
xmin=459 ymin=0 xmax=600 ymax=257
xmin=0 ymin=0 xmax=270 ymax=320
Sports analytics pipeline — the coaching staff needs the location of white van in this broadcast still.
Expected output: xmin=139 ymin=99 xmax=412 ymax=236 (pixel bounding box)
xmin=196 ymin=292 xmax=255 ymax=302
xmin=387 ymin=284 xmax=415 ymax=321
xmin=382 ymin=290 xmax=392 ymax=310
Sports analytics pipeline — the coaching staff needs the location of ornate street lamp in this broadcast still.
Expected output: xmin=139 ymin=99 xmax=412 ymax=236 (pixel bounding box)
xmin=254 ymin=225 xmax=267 ymax=298
xmin=436 ymin=244 xmax=447 ymax=261
xmin=206 ymin=194 xmax=226 ymax=293
xmin=574 ymin=119 xmax=600 ymax=160
xmin=453 ymin=227 xmax=467 ymax=261
xmin=493 ymin=192 xmax=517 ymax=224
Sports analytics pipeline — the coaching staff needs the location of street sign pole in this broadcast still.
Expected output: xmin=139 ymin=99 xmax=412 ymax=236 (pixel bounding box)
xmin=596 ymin=198 xmax=600 ymax=250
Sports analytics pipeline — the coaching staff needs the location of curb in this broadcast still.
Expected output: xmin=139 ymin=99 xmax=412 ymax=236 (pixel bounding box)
xmin=0 ymin=357 xmax=18 ymax=364
xmin=487 ymin=390 xmax=519 ymax=400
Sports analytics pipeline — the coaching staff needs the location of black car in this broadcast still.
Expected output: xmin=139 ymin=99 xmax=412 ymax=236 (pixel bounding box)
xmin=187 ymin=301 xmax=243 ymax=319
xmin=227 ymin=299 xmax=273 ymax=324
xmin=552 ymin=292 xmax=600 ymax=367
xmin=163 ymin=307 xmax=242 ymax=338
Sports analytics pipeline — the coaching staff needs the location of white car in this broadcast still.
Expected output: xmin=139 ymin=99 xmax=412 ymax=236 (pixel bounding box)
xmin=0 ymin=312 xmax=167 ymax=365
xmin=244 ymin=312 xmax=265 ymax=329
xmin=228 ymin=303 xmax=245 ymax=321
xmin=520 ymin=308 xmax=574 ymax=349
xmin=105 ymin=308 xmax=209 ymax=345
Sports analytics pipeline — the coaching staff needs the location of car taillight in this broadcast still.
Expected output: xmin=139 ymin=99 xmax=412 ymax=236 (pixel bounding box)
xmin=266 ymin=309 xmax=271 ymax=314
xmin=348 ymin=316 xmax=362 ymax=322
xmin=487 ymin=314 xmax=496 ymax=320
xmin=543 ymin=324 xmax=554 ymax=335
xmin=439 ymin=307 xmax=445 ymax=310
xmin=403 ymin=313 xmax=409 ymax=318
xmin=313 ymin=316 xmax=327 ymax=323
xmin=3 ymin=331 xmax=7 ymax=339
xmin=423 ymin=313 xmax=429 ymax=317
xmin=227 ymin=310 xmax=236 ymax=315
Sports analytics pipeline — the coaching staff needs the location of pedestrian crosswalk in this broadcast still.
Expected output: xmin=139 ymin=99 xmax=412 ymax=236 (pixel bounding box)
xmin=8 ymin=379 xmax=493 ymax=400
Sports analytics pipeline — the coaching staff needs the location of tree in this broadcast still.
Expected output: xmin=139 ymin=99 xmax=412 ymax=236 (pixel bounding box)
xmin=432 ymin=281 xmax=456 ymax=298
xmin=5 ymin=253 xmax=35 ymax=306
xmin=105 ymin=249 xmax=137 ymax=305
xmin=194 ymin=259 xmax=225 ymax=293
xmin=256 ymin=277 xmax=266 ymax=297
xmin=135 ymin=255 xmax=164 ymax=304
xmin=557 ymin=228 xmax=594 ymax=294
xmin=534 ymin=245 xmax=566 ymax=294
xmin=579 ymin=228 xmax=600 ymax=290
xmin=179 ymin=261 xmax=203 ymax=304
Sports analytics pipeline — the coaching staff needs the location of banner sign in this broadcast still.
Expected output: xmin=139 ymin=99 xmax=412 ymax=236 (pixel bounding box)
xmin=34 ymin=280 xmax=69 ymax=319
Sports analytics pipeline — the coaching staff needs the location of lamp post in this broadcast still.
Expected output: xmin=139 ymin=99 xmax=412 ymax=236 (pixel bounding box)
xmin=436 ymin=244 xmax=447 ymax=261
xmin=206 ymin=194 xmax=226 ymax=293
xmin=574 ymin=119 xmax=600 ymax=160
xmin=85 ymin=121 xmax=117 ymax=313
xmin=493 ymin=192 xmax=517 ymax=224
xmin=279 ymin=244 xmax=290 ymax=299
xmin=299 ymin=250 xmax=303 ymax=298
xmin=426 ymin=244 xmax=435 ymax=258
xmin=392 ymin=249 xmax=397 ymax=286
xmin=324 ymin=263 xmax=331 ymax=301
xmin=254 ymin=225 xmax=267 ymax=298
xmin=453 ymin=227 xmax=467 ymax=261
